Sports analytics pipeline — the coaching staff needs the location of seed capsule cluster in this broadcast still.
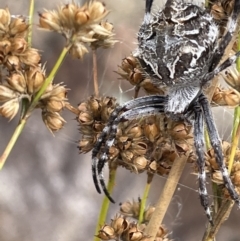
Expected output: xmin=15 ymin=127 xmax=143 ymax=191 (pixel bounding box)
xmin=39 ymin=1 xmax=117 ymax=58
xmin=205 ymin=141 xmax=240 ymax=197
xmin=0 ymin=8 xmax=68 ymax=132
xmin=77 ymin=96 xmax=195 ymax=176
xmin=96 ymin=200 xmax=170 ymax=241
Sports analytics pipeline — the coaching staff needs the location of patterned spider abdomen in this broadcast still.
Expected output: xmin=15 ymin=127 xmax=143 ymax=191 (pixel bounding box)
xmin=136 ymin=0 xmax=219 ymax=114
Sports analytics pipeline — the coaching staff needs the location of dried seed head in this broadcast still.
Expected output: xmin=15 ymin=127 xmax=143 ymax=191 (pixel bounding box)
xmin=144 ymin=206 xmax=155 ymax=222
xmin=211 ymin=2 xmax=226 ymax=21
xmin=0 ymin=8 xmax=11 ymax=30
xmin=38 ymin=11 xmax=60 ymax=31
xmin=19 ymin=48 xmax=41 ymax=66
xmin=144 ymin=119 xmax=160 ymax=142
xmin=97 ymin=225 xmax=116 ymax=240
xmin=120 ymin=201 xmax=135 ymax=216
xmin=42 ymin=111 xmax=66 ymax=133
xmin=111 ymin=215 xmax=129 ymax=235
xmin=7 ymin=72 xmax=27 ymax=93
xmin=0 ymin=98 xmax=19 ymax=120
xmin=212 ymin=86 xmax=240 ymax=107
xmin=0 ymin=40 xmax=11 ymax=55
xmin=69 ymin=42 xmax=89 ymax=59
xmin=223 ymin=67 xmax=240 ymax=92
xmin=0 ymin=85 xmax=19 ymax=102
xmin=74 ymin=9 xmax=89 ymax=25
xmin=9 ymin=17 xmax=28 ymax=36
xmin=77 ymin=96 xmax=118 ymax=153
xmin=124 ymin=225 xmax=144 ymax=241
xmin=11 ymin=37 xmax=28 ymax=54
xmin=45 ymin=99 xmax=65 ymax=112
xmin=116 ymin=55 xmax=165 ymax=95
xmin=39 ymin=1 xmax=112 ymax=54
xmin=133 ymin=156 xmax=148 ymax=172
xmin=233 ymin=170 xmax=240 ymax=186
xmin=78 ymin=137 xmax=95 ymax=153
xmin=26 ymin=67 xmax=45 ymax=94
xmin=90 ymin=21 xmax=117 ymax=49
xmin=88 ymin=1 xmax=108 ymax=22
xmin=4 ymin=55 xmax=21 ymax=71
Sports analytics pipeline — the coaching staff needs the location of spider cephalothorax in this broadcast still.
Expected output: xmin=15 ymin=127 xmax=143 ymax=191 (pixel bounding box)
xmin=92 ymin=0 xmax=240 ymax=224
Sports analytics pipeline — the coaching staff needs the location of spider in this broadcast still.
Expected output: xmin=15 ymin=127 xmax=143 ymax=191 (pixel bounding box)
xmin=92 ymin=0 xmax=240 ymax=224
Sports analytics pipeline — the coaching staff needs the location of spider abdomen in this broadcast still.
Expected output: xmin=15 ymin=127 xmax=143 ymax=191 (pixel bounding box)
xmin=137 ymin=0 xmax=219 ymax=88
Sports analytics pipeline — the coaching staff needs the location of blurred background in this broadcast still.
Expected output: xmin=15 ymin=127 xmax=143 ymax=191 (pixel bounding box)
xmin=0 ymin=0 xmax=239 ymax=240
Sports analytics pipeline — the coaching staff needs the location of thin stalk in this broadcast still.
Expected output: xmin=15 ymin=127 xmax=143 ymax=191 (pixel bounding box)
xmin=65 ymin=102 xmax=80 ymax=115
xmin=31 ymin=45 xmax=71 ymax=108
xmin=145 ymin=154 xmax=189 ymax=241
xmin=27 ymin=0 xmax=34 ymax=46
xmin=228 ymin=32 xmax=240 ymax=173
xmin=138 ymin=173 xmax=154 ymax=224
xmin=202 ymin=200 xmax=234 ymax=241
xmin=232 ymin=107 xmax=240 ymax=141
xmin=92 ymin=49 xmax=99 ymax=97
xmin=0 ymin=118 xmax=26 ymax=169
xmin=0 ymin=45 xmax=71 ymax=169
xmin=228 ymin=119 xmax=240 ymax=173
xmin=204 ymin=127 xmax=211 ymax=150
xmin=94 ymin=167 xmax=117 ymax=241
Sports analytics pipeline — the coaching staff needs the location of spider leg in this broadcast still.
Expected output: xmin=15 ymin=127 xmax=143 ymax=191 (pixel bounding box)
xmin=92 ymin=96 xmax=165 ymax=195
xmin=191 ymin=100 xmax=213 ymax=225
xmin=204 ymin=51 xmax=240 ymax=86
xmin=97 ymin=103 xmax=165 ymax=202
xmin=146 ymin=0 xmax=154 ymax=13
xmin=199 ymin=93 xmax=240 ymax=206
xmin=210 ymin=0 xmax=240 ymax=71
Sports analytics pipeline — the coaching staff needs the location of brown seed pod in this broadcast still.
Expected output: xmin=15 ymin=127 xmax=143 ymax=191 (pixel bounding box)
xmin=4 ymin=55 xmax=21 ymax=71
xmin=0 ymin=40 xmax=11 ymax=55
xmin=7 ymin=72 xmax=27 ymax=93
xmin=42 ymin=111 xmax=66 ymax=133
xmin=11 ymin=37 xmax=28 ymax=54
xmin=111 ymin=215 xmax=129 ymax=235
xmin=26 ymin=67 xmax=45 ymax=94
xmin=0 ymin=8 xmax=11 ymax=30
xmin=0 ymin=85 xmax=19 ymax=102
xmin=0 ymin=98 xmax=19 ymax=120
xmin=97 ymin=225 xmax=116 ymax=240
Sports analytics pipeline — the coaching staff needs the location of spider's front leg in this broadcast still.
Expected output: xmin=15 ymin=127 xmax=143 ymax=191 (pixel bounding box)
xmin=92 ymin=95 xmax=165 ymax=201
xmin=191 ymin=100 xmax=213 ymax=225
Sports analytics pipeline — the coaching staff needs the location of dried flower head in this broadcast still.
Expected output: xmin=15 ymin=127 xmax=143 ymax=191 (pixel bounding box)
xmin=212 ymin=86 xmax=240 ymax=107
xmin=39 ymin=1 xmax=116 ymax=58
xmin=202 ymin=141 xmax=240 ymax=197
xmin=116 ymin=56 xmax=165 ymax=95
xmin=97 ymin=214 xmax=171 ymax=241
xmin=222 ymin=67 xmax=240 ymax=92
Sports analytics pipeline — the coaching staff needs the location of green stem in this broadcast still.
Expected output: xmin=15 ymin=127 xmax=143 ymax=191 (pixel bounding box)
xmin=0 ymin=45 xmax=71 ymax=169
xmin=31 ymin=45 xmax=71 ymax=109
xmin=138 ymin=173 xmax=153 ymax=224
xmin=0 ymin=118 xmax=26 ymax=169
xmin=94 ymin=168 xmax=117 ymax=241
xmin=27 ymin=0 xmax=34 ymax=46
xmin=228 ymin=117 xmax=240 ymax=173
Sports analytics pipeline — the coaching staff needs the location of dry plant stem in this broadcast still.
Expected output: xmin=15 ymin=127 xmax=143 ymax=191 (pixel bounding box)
xmin=0 ymin=45 xmax=71 ymax=169
xmin=92 ymin=49 xmax=99 ymax=97
xmin=65 ymin=102 xmax=80 ymax=115
xmin=27 ymin=0 xmax=34 ymax=46
xmin=145 ymin=154 xmax=189 ymax=241
xmin=94 ymin=167 xmax=117 ymax=241
xmin=202 ymin=200 xmax=234 ymax=241
xmin=138 ymin=173 xmax=154 ymax=224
